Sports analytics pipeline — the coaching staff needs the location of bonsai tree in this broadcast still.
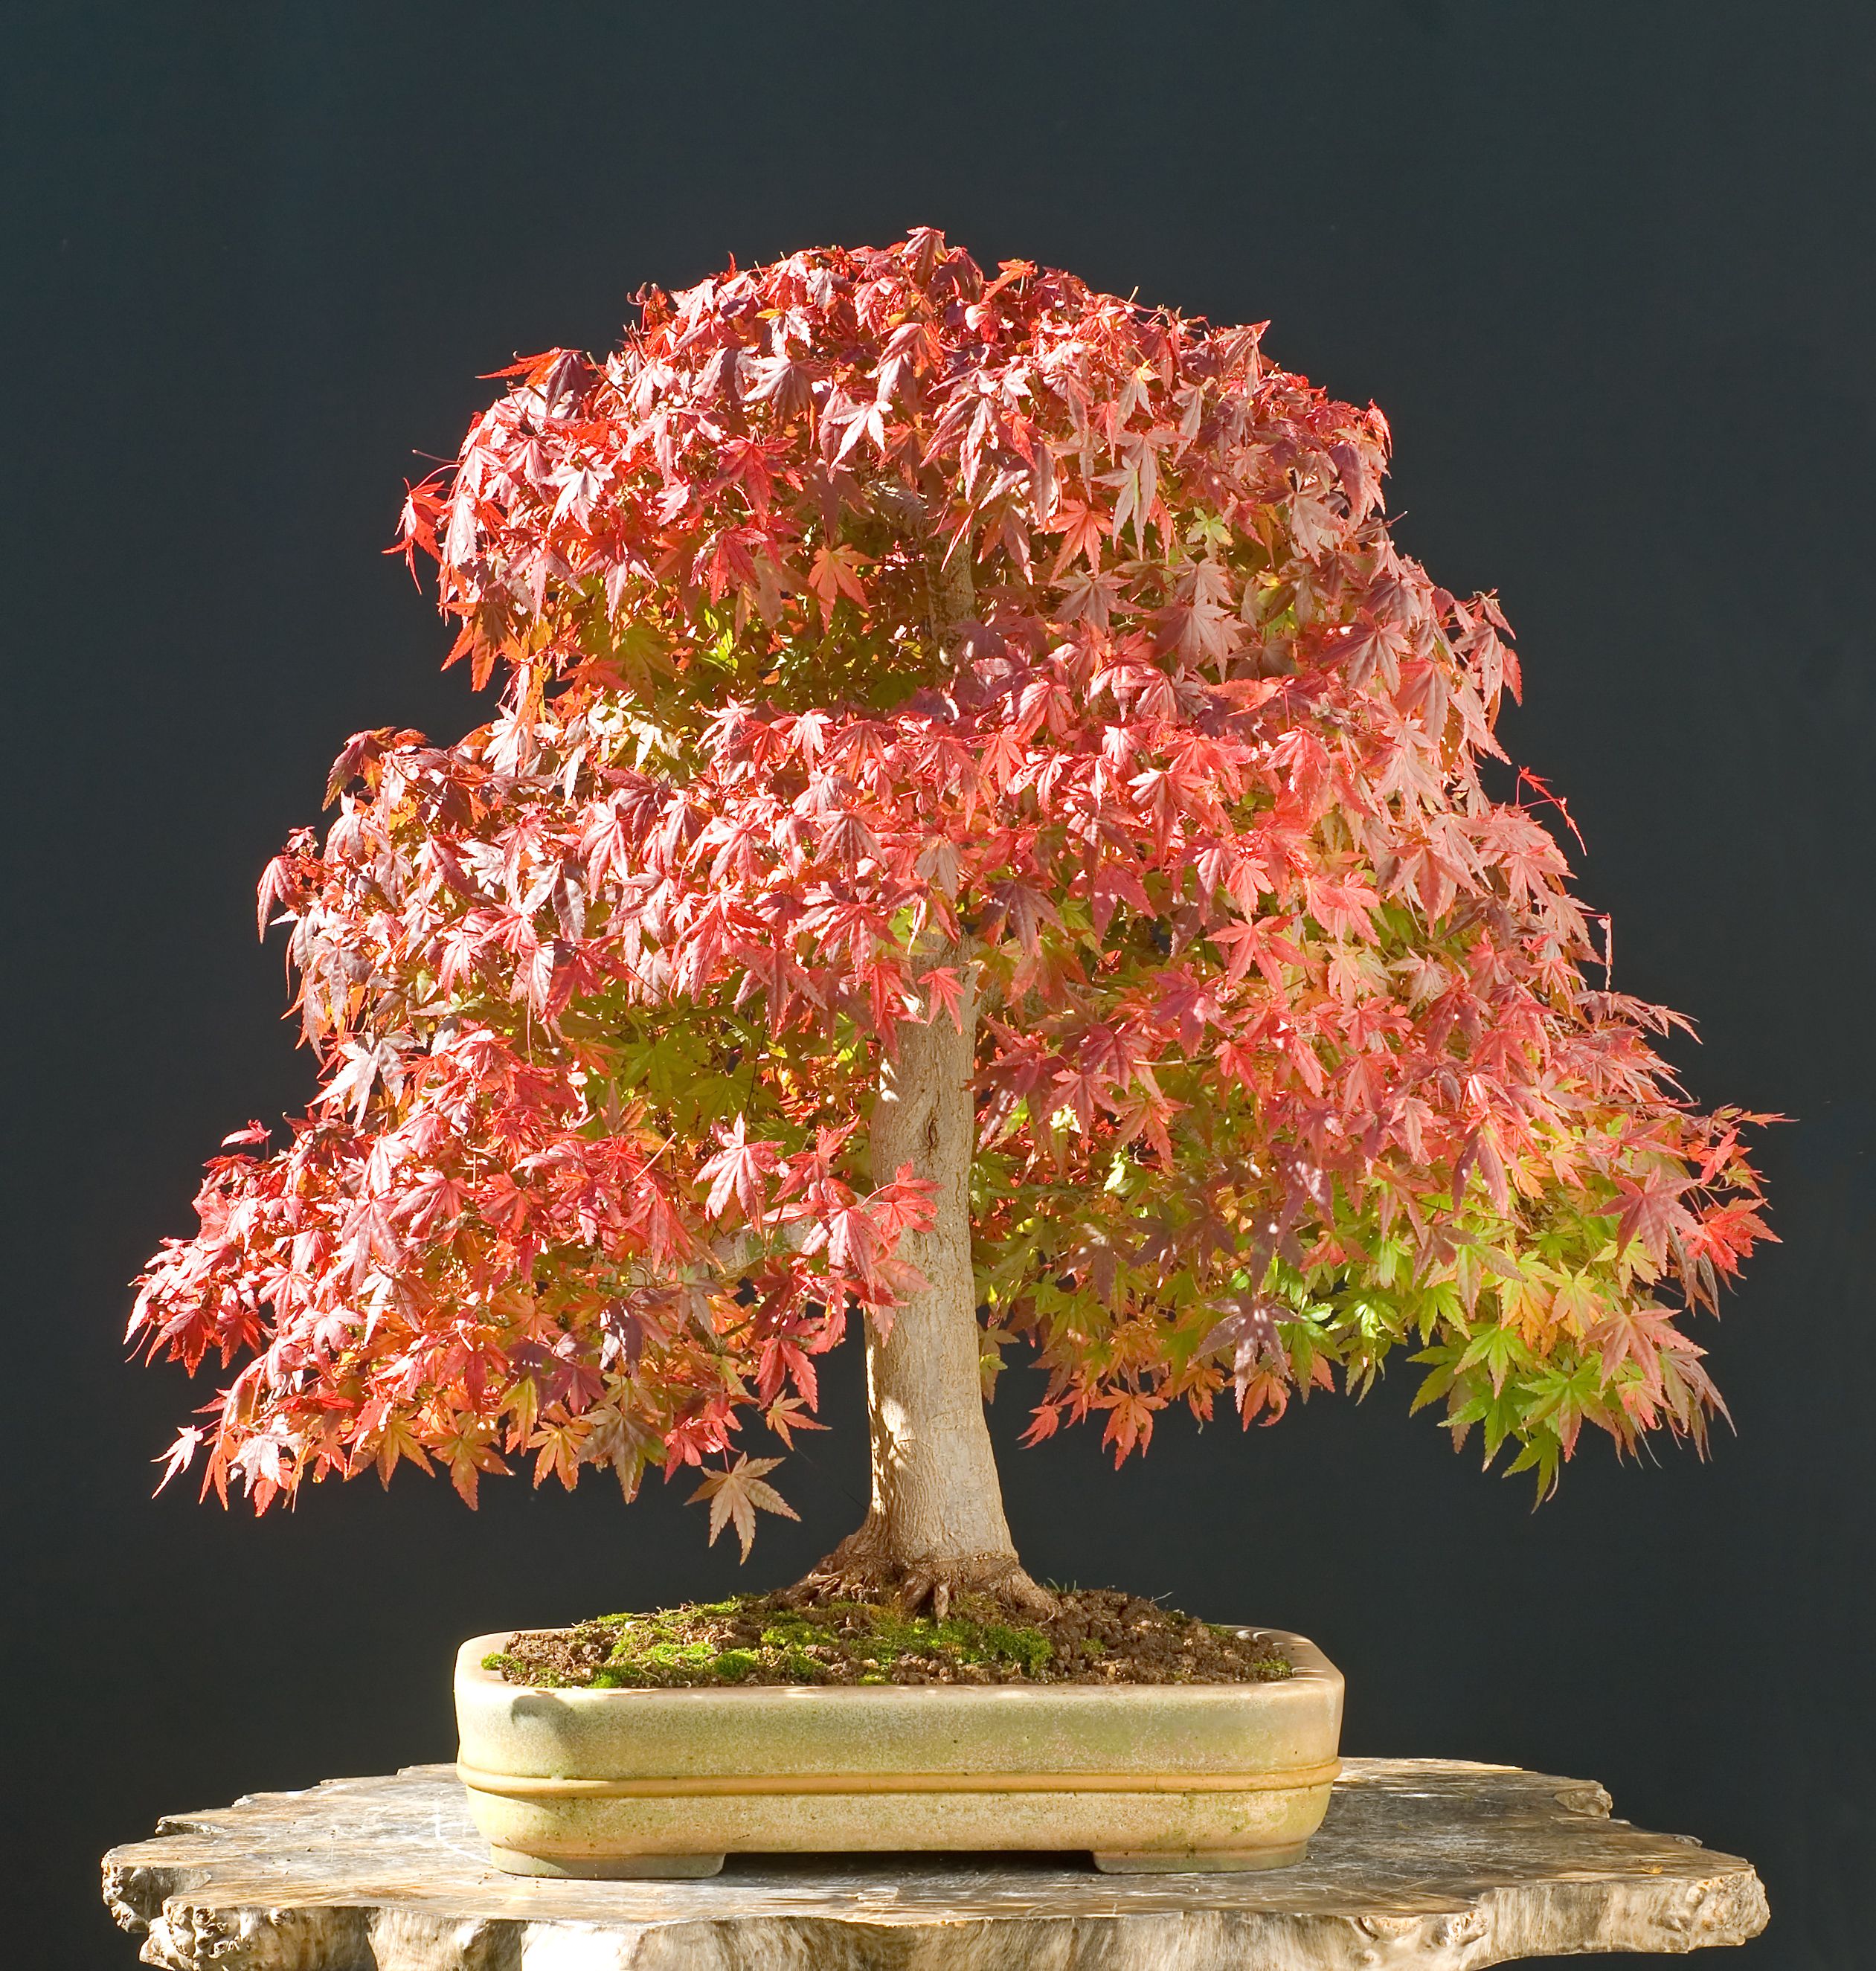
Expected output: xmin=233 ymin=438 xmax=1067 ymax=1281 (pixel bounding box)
xmin=133 ymin=230 xmax=1770 ymax=1618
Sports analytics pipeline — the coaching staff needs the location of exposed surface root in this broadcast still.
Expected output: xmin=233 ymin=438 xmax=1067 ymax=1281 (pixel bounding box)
xmin=792 ymin=1531 xmax=1061 ymax=1623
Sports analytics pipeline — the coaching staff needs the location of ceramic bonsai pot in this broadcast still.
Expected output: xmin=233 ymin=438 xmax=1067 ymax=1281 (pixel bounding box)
xmin=454 ymin=1625 xmax=1343 ymax=1877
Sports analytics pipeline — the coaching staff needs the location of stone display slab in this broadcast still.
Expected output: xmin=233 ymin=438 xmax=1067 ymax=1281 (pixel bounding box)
xmin=103 ymin=1757 xmax=1767 ymax=1970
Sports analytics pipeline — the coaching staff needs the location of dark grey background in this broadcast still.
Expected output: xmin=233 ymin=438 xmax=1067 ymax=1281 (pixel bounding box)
xmin=4 ymin=4 xmax=1870 ymax=1964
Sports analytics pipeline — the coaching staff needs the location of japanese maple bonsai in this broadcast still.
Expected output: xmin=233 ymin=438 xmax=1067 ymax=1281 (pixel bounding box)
xmin=133 ymin=232 xmax=1769 ymax=1798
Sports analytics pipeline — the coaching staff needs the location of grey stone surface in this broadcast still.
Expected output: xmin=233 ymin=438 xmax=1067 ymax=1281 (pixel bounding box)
xmin=103 ymin=1758 xmax=1767 ymax=1970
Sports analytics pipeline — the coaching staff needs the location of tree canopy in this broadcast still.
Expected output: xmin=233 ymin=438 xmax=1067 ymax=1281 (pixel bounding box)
xmin=132 ymin=228 xmax=1770 ymax=1536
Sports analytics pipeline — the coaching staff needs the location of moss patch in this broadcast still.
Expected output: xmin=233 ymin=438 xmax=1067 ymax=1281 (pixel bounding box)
xmin=488 ymin=1589 xmax=1294 ymax=1688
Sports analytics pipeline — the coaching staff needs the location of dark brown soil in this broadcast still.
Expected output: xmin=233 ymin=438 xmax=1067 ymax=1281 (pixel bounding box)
xmin=486 ymin=1587 xmax=1293 ymax=1689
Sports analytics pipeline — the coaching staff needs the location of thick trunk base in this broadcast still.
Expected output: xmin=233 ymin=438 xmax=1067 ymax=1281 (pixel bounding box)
xmin=790 ymin=1530 xmax=1058 ymax=1623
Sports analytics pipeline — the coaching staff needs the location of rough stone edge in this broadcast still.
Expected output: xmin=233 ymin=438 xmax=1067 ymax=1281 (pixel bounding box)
xmin=103 ymin=1885 xmax=1775 ymax=1971
xmin=102 ymin=1765 xmax=1771 ymax=1971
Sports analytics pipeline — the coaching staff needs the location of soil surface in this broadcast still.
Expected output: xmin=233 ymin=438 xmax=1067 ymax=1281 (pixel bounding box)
xmin=486 ymin=1589 xmax=1294 ymax=1688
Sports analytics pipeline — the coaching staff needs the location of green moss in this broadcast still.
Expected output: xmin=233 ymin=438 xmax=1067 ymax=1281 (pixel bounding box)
xmin=490 ymin=1589 xmax=1292 ymax=1690
xmin=565 ymin=1595 xmax=1056 ymax=1688
xmin=956 ymin=1616 xmax=1053 ymax=1677
xmin=758 ymin=1613 xmax=822 ymax=1651
xmin=483 ymin=1650 xmax=572 ymax=1688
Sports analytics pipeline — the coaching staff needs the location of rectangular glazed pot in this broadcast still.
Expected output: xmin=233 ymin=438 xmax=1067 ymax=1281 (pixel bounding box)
xmin=454 ymin=1625 xmax=1343 ymax=1877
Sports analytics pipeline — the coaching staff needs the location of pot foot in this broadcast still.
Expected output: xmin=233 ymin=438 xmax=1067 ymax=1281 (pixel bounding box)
xmin=1091 ymin=1843 xmax=1310 ymax=1874
xmin=486 ymin=1847 xmax=726 ymax=1879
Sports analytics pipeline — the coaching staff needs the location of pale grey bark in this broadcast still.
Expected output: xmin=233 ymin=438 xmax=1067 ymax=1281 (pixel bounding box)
xmin=849 ymin=961 xmax=1021 ymax=1578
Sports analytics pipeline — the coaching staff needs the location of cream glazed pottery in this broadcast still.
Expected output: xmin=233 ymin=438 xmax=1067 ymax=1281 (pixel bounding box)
xmin=454 ymin=1624 xmax=1343 ymax=1877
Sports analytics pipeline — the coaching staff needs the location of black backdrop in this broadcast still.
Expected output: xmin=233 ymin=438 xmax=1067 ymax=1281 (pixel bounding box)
xmin=4 ymin=5 xmax=1872 ymax=1966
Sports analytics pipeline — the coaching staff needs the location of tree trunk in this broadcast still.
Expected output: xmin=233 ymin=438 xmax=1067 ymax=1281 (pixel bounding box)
xmin=794 ymin=495 xmax=1047 ymax=1617
xmin=801 ymin=961 xmax=1053 ymax=1618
